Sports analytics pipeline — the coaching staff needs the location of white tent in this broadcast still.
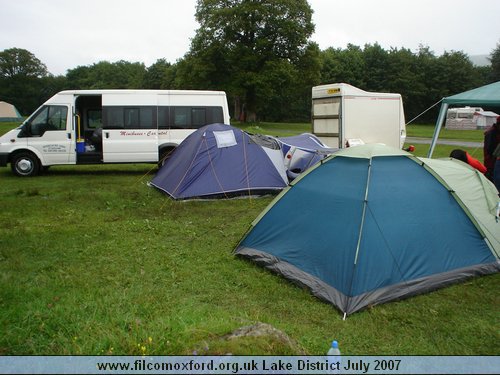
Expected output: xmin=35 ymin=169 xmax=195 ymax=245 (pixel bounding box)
xmin=0 ymin=101 xmax=23 ymax=121
xmin=474 ymin=110 xmax=499 ymax=128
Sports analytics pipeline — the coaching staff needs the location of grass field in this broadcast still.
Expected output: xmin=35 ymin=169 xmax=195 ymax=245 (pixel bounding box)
xmin=406 ymin=123 xmax=485 ymax=142
xmin=0 ymin=121 xmax=498 ymax=355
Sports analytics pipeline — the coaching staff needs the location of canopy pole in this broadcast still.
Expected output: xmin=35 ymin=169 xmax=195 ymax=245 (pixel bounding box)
xmin=427 ymin=102 xmax=448 ymax=158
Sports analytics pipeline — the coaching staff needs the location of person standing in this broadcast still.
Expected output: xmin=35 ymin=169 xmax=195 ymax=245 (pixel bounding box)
xmin=484 ymin=116 xmax=500 ymax=181
xmin=493 ymin=144 xmax=500 ymax=192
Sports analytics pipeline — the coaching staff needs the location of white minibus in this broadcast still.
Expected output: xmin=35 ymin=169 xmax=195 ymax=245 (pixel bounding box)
xmin=0 ymin=90 xmax=230 ymax=176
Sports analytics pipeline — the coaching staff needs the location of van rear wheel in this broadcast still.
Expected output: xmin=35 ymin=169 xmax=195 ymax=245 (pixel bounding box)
xmin=11 ymin=152 xmax=41 ymax=177
xmin=158 ymin=147 xmax=175 ymax=168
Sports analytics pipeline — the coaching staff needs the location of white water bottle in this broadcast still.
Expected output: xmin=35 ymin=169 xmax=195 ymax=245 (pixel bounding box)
xmin=327 ymin=340 xmax=341 ymax=355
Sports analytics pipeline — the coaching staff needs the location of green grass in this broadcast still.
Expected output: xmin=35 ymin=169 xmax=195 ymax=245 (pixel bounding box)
xmin=405 ymin=143 xmax=483 ymax=160
xmin=405 ymin=123 xmax=484 ymax=159
xmin=406 ymin=123 xmax=485 ymax=142
xmin=0 ymin=121 xmax=498 ymax=355
xmin=0 ymin=122 xmax=22 ymax=136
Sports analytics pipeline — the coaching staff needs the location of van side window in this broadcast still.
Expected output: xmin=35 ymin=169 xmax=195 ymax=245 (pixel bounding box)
xmin=104 ymin=106 xmax=157 ymax=129
xmin=29 ymin=105 xmax=68 ymax=136
xmin=172 ymin=107 xmax=190 ymax=128
xmin=139 ymin=107 xmax=155 ymax=129
xmin=192 ymin=108 xmax=206 ymax=127
xmin=210 ymin=107 xmax=224 ymax=124
xmin=124 ymin=108 xmax=140 ymax=128
xmin=104 ymin=107 xmax=124 ymax=129
xmin=158 ymin=107 xmax=170 ymax=129
xmin=104 ymin=105 xmax=224 ymax=130
xmin=170 ymin=106 xmax=224 ymax=129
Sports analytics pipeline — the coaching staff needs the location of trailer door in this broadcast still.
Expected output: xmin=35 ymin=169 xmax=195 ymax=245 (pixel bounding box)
xmin=101 ymin=94 xmax=159 ymax=163
xmin=343 ymin=96 xmax=402 ymax=148
xmin=312 ymin=97 xmax=341 ymax=148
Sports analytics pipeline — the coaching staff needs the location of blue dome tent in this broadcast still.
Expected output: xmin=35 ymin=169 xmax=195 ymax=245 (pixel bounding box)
xmin=150 ymin=124 xmax=288 ymax=199
xmin=235 ymin=144 xmax=500 ymax=317
xmin=274 ymin=133 xmax=336 ymax=180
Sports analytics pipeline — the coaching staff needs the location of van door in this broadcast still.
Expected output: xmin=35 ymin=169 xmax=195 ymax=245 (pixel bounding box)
xmin=25 ymin=105 xmax=73 ymax=164
xmin=101 ymin=94 xmax=159 ymax=163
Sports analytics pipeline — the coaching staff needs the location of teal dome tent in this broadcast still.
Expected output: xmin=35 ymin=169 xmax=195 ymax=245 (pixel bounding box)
xmin=235 ymin=144 xmax=500 ymax=317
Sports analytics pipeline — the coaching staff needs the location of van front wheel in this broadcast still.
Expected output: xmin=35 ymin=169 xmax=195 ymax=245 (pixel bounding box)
xmin=11 ymin=152 xmax=41 ymax=177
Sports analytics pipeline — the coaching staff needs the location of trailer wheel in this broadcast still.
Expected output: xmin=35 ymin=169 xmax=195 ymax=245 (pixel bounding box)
xmin=11 ymin=152 xmax=41 ymax=177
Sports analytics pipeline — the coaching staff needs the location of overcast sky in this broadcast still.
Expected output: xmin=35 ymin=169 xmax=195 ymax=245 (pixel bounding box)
xmin=1 ymin=0 xmax=499 ymax=76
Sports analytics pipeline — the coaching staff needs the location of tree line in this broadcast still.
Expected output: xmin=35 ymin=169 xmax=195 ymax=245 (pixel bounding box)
xmin=1 ymin=0 xmax=499 ymax=124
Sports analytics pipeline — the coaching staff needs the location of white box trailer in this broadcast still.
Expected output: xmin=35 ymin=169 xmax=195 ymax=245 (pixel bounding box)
xmin=312 ymin=83 xmax=406 ymax=149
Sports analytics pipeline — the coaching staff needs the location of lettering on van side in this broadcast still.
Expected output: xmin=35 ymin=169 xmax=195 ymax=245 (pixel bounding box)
xmin=42 ymin=144 xmax=67 ymax=153
xmin=118 ymin=130 xmax=169 ymax=137
xmin=119 ymin=131 xmax=147 ymax=136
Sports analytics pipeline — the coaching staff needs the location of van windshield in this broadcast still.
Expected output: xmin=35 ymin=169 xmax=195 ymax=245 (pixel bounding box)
xmin=18 ymin=105 xmax=68 ymax=137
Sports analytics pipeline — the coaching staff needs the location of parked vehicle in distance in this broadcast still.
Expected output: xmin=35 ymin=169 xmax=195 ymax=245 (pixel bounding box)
xmin=445 ymin=106 xmax=498 ymax=130
xmin=311 ymin=83 xmax=406 ymax=149
xmin=0 ymin=90 xmax=230 ymax=176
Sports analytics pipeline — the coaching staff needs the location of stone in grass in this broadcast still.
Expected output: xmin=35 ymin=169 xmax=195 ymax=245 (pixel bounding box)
xmin=192 ymin=322 xmax=307 ymax=355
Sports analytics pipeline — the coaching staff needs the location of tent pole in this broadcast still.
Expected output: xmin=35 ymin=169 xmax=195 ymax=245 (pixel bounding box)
xmin=428 ymin=102 xmax=448 ymax=158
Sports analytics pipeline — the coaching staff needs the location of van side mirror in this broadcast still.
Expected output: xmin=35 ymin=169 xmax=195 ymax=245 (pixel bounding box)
xmin=17 ymin=122 xmax=31 ymax=138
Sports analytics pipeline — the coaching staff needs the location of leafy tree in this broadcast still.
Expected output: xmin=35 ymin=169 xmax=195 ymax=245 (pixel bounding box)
xmin=489 ymin=41 xmax=500 ymax=82
xmin=384 ymin=47 xmax=426 ymax=121
xmin=290 ymin=42 xmax=322 ymax=120
xmin=174 ymin=40 xmax=230 ymax=91
xmin=65 ymin=65 xmax=93 ymax=89
xmin=320 ymin=44 xmax=365 ymax=87
xmin=437 ymin=51 xmax=480 ymax=95
xmin=251 ymin=43 xmax=320 ymax=122
xmin=318 ymin=43 xmax=492 ymax=124
xmin=475 ymin=65 xmax=493 ymax=85
xmin=182 ymin=0 xmax=317 ymax=121
xmin=0 ymin=48 xmax=51 ymax=114
xmin=0 ymin=48 xmax=48 ymax=79
xmin=66 ymin=61 xmax=146 ymax=89
xmin=143 ymin=59 xmax=176 ymax=89
xmin=363 ymin=43 xmax=389 ymax=92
